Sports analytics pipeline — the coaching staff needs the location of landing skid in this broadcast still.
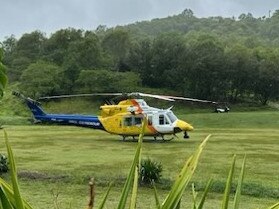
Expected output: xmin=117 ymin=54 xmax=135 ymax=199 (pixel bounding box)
xmin=121 ymin=135 xmax=174 ymax=142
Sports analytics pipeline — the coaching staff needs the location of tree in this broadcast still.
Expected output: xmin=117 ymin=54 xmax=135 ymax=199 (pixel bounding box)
xmin=66 ymin=32 xmax=102 ymax=70
xmin=2 ymin=36 xmax=17 ymax=81
xmin=62 ymin=32 xmax=102 ymax=91
xmin=128 ymin=39 xmax=153 ymax=86
xmin=19 ymin=61 xmax=63 ymax=98
xmin=263 ymin=11 xmax=279 ymax=40
xmin=95 ymin=25 xmax=108 ymax=38
xmin=253 ymin=49 xmax=279 ymax=105
xmin=16 ymin=31 xmax=46 ymax=60
xmin=225 ymin=45 xmax=258 ymax=102
xmin=271 ymin=10 xmax=279 ymax=19
xmin=9 ymin=57 xmax=32 ymax=81
xmin=183 ymin=33 xmax=226 ymax=100
xmin=76 ymin=69 xmax=141 ymax=93
xmin=0 ymin=48 xmax=7 ymax=97
xmin=181 ymin=9 xmax=194 ymax=18
xmin=1 ymin=35 xmax=17 ymax=60
xmin=3 ymin=31 xmax=46 ymax=82
xmin=150 ymin=33 xmax=187 ymax=89
xmin=102 ymin=28 xmax=131 ymax=71
xmin=43 ymin=28 xmax=83 ymax=65
xmin=255 ymin=61 xmax=279 ymax=104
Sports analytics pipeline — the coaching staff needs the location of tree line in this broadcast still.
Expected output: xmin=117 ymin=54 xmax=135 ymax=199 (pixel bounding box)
xmin=1 ymin=9 xmax=279 ymax=104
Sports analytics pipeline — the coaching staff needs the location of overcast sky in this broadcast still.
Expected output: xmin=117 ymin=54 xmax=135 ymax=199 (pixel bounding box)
xmin=1 ymin=0 xmax=279 ymax=41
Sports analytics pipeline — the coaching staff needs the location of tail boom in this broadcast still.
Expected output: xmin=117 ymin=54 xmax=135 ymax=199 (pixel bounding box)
xmin=13 ymin=91 xmax=105 ymax=130
xmin=35 ymin=114 xmax=104 ymax=130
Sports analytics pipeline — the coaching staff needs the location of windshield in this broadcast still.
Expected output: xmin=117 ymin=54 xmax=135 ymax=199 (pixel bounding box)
xmin=166 ymin=111 xmax=177 ymax=123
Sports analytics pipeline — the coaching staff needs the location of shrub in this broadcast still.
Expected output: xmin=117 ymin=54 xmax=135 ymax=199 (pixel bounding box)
xmin=140 ymin=158 xmax=162 ymax=185
xmin=0 ymin=153 xmax=8 ymax=174
xmin=19 ymin=61 xmax=63 ymax=98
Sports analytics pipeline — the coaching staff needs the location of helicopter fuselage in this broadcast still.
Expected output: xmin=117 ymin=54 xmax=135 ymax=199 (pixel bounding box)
xmin=22 ymin=96 xmax=194 ymax=139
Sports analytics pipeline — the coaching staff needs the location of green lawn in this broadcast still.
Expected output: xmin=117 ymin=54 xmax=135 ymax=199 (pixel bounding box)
xmin=0 ymin=111 xmax=278 ymax=208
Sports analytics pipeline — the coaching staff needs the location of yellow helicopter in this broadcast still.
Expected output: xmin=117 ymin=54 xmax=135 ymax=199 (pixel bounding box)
xmin=13 ymin=92 xmax=217 ymax=141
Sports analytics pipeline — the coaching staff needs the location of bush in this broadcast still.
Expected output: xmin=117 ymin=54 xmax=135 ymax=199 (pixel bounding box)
xmin=19 ymin=61 xmax=63 ymax=97
xmin=0 ymin=153 xmax=8 ymax=174
xmin=140 ymin=158 xmax=162 ymax=185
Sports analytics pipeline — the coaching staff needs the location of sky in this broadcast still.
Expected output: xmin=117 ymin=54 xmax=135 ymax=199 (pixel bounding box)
xmin=1 ymin=0 xmax=279 ymax=41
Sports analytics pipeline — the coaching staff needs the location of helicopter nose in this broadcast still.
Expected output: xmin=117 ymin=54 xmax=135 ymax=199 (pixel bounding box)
xmin=175 ymin=120 xmax=194 ymax=132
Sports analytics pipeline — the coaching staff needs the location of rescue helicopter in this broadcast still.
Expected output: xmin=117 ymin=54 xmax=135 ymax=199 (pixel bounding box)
xmin=13 ymin=91 xmax=218 ymax=141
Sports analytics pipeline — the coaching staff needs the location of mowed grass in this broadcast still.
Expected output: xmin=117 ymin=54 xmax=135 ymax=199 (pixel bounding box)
xmin=0 ymin=111 xmax=278 ymax=208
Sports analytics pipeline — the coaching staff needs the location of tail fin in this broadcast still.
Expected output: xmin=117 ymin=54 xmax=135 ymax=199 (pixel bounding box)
xmin=12 ymin=91 xmax=46 ymax=117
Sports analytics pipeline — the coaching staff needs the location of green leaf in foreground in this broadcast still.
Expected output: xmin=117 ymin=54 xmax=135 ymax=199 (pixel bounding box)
xmin=197 ymin=178 xmax=213 ymax=209
xmin=129 ymin=118 xmax=146 ymax=209
xmin=4 ymin=131 xmax=25 ymax=209
xmin=221 ymin=154 xmax=236 ymax=209
xmin=0 ymin=186 xmax=13 ymax=209
xmin=0 ymin=131 xmax=33 ymax=209
xmin=0 ymin=177 xmax=33 ymax=209
xmin=266 ymin=202 xmax=279 ymax=209
xmin=116 ymin=118 xmax=146 ymax=209
xmin=233 ymin=155 xmax=246 ymax=209
xmin=191 ymin=183 xmax=197 ymax=209
xmin=97 ymin=182 xmax=112 ymax=209
xmin=161 ymin=134 xmax=211 ymax=209
xmin=153 ymin=182 xmax=161 ymax=209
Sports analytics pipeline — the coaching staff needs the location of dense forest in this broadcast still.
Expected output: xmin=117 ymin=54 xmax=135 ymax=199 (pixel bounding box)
xmin=1 ymin=9 xmax=279 ymax=105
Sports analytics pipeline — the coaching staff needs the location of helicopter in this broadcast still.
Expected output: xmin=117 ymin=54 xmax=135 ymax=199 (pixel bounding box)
xmin=13 ymin=91 xmax=218 ymax=141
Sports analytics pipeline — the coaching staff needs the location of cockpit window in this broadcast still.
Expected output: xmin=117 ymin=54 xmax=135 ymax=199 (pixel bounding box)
xmin=167 ymin=112 xmax=177 ymax=123
xmin=159 ymin=115 xmax=165 ymax=125
xmin=159 ymin=114 xmax=170 ymax=125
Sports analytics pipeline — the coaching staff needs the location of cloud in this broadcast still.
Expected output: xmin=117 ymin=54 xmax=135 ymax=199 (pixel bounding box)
xmin=1 ymin=0 xmax=279 ymax=41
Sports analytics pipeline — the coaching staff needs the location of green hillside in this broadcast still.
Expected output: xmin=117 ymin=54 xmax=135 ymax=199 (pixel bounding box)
xmin=1 ymin=9 xmax=279 ymax=106
xmin=126 ymin=9 xmax=279 ymax=42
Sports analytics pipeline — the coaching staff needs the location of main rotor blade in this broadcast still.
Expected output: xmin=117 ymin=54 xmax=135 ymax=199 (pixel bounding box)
xmin=39 ymin=93 xmax=123 ymax=100
xmin=129 ymin=92 xmax=175 ymax=101
xmin=39 ymin=92 xmax=217 ymax=104
xmin=164 ymin=95 xmax=218 ymax=104
xmin=129 ymin=92 xmax=217 ymax=104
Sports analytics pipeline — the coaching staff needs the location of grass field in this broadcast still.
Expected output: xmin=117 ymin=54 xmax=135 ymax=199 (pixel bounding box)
xmin=0 ymin=111 xmax=279 ymax=208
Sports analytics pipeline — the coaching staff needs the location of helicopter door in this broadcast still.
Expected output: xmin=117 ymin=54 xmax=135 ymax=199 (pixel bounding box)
xmin=154 ymin=114 xmax=173 ymax=133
